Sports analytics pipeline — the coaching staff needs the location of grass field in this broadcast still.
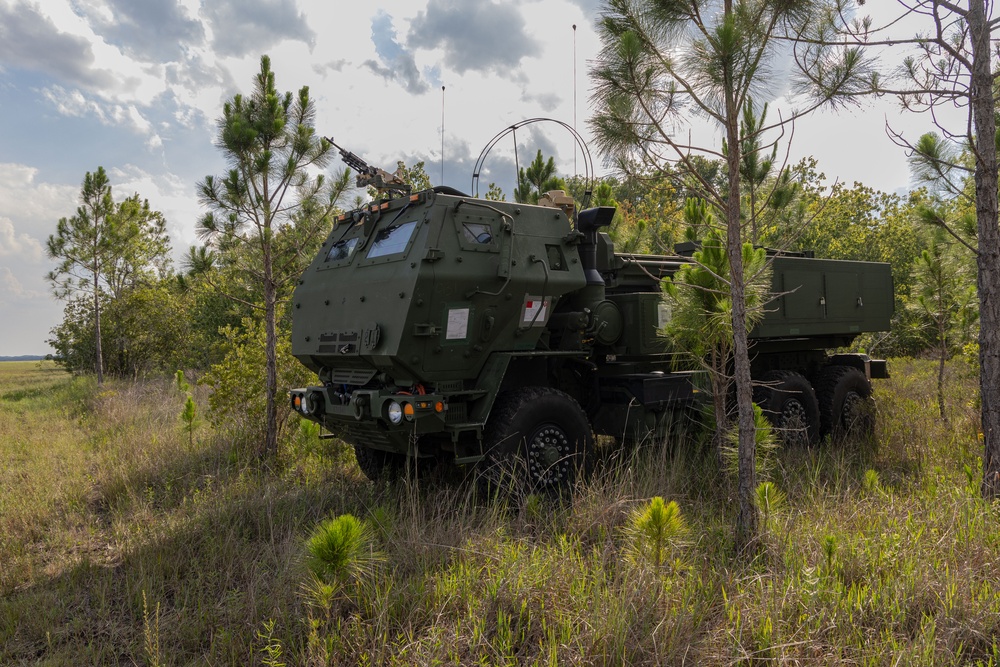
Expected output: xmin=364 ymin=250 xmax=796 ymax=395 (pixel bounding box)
xmin=1 ymin=359 xmax=998 ymax=665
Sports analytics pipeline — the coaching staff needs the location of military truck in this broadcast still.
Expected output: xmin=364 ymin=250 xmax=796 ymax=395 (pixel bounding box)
xmin=289 ymin=146 xmax=892 ymax=492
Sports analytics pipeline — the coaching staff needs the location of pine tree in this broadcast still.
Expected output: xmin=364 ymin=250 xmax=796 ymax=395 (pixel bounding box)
xmin=198 ymin=55 xmax=349 ymax=460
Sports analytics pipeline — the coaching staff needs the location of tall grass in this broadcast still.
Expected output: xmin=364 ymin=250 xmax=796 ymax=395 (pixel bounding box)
xmin=1 ymin=359 xmax=998 ymax=665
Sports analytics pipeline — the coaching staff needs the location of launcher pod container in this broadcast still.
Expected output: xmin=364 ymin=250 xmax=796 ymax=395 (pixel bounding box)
xmin=290 ymin=187 xmax=891 ymax=491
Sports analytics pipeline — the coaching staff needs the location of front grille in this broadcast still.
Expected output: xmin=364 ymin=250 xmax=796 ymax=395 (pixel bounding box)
xmin=337 ymin=422 xmax=398 ymax=451
xmin=329 ymin=368 xmax=377 ymax=385
xmin=446 ymin=402 xmax=467 ymax=424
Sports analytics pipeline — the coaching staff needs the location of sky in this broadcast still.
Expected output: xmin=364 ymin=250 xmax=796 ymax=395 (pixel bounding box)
xmin=0 ymin=0 xmax=970 ymax=356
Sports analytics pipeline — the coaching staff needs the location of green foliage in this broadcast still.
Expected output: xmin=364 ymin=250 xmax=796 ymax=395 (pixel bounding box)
xmin=908 ymin=229 xmax=978 ymax=345
xmin=821 ymin=534 xmax=838 ymax=575
xmin=515 ymin=150 xmax=566 ymax=204
xmin=46 ymin=167 xmax=115 ymax=302
xmin=908 ymin=132 xmax=967 ymax=198
xmin=46 ymin=168 xmax=173 ymax=384
xmin=175 ymin=370 xmax=189 ymax=393
xmin=257 ymin=619 xmax=286 ymax=667
xmin=484 ymin=182 xmax=506 ymax=201
xmin=626 ymin=496 xmax=687 ymax=569
xmin=305 ymin=514 xmax=383 ymax=587
xmin=907 ymin=227 xmax=978 ymax=419
xmin=48 ymin=281 xmax=189 ymax=378
xmin=612 ymin=180 xmax=683 ymax=253
xmin=754 ymin=481 xmax=785 ymax=527
xmin=863 ymin=468 xmax=882 ymax=496
xmin=721 ymin=403 xmax=780 ymax=479
xmin=181 ymin=395 xmax=197 ymax=448
xmin=201 ymin=317 xmax=311 ymax=451
xmin=175 ymin=268 xmax=248 ymax=370
xmin=102 ymin=195 xmax=172 ymax=299
xmin=198 ymin=54 xmax=350 ymax=459
xmin=725 ymin=99 xmax=802 ymax=244
xmin=663 ymin=227 xmax=771 ymax=442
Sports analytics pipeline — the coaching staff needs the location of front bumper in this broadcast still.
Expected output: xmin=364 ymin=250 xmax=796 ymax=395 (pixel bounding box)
xmin=290 ymin=385 xmax=449 ymax=435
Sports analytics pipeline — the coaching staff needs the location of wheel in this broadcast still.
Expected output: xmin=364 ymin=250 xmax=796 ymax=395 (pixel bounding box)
xmin=755 ymin=370 xmax=820 ymax=446
xmin=353 ymin=445 xmax=407 ymax=482
xmin=480 ymin=387 xmax=593 ymax=496
xmin=817 ymin=365 xmax=875 ymax=440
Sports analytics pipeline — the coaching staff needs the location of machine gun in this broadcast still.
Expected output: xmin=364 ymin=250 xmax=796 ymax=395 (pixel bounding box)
xmin=327 ymin=137 xmax=411 ymax=198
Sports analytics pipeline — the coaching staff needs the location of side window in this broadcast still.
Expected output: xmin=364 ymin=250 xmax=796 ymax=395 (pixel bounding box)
xmin=455 ymin=213 xmax=500 ymax=253
xmin=462 ymin=222 xmax=493 ymax=245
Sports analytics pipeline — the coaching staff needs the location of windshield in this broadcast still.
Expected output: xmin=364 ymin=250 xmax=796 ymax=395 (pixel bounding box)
xmin=325 ymin=237 xmax=359 ymax=263
xmin=367 ymin=220 xmax=418 ymax=259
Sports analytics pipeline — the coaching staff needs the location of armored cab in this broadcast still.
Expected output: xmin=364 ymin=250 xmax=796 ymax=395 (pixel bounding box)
xmin=291 ymin=188 xmax=598 ymax=476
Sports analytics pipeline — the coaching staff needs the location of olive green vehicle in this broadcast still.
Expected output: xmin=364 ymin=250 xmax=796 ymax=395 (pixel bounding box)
xmin=289 ymin=139 xmax=892 ymax=491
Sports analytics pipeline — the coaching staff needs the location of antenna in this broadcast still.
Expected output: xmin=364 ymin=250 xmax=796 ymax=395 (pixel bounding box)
xmin=573 ymin=24 xmax=578 ymax=176
xmin=441 ymin=85 xmax=446 ymax=186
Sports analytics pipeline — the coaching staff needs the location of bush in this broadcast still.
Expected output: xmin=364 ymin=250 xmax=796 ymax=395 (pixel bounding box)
xmin=201 ymin=317 xmax=312 ymax=451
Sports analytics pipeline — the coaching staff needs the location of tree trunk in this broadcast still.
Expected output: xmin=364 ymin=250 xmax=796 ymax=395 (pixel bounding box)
xmin=968 ymin=0 xmax=1000 ymax=498
xmin=263 ymin=243 xmax=279 ymax=462
xmin=726 ymin=94 xmax=758 ymax=551
xmin=93 ymin=271 xmax=104 ymax=386
xmin=937 ymin=335 xmax=946 ymax=421
xmin=709 ymin=347 xmax=730 ymax=455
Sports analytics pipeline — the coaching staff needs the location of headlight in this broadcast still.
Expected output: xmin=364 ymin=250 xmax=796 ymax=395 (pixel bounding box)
xmin=387 ymin=401 xmax=404 ymax=425
xmin=301 ymin=393 xmax=313 ymax=415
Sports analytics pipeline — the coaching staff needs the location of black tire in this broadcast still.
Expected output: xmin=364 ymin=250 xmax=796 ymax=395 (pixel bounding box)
xmin=480 ymin=387 xmax=593 ymax=496
xmin=817 ymin=365 xmax=875 ymax=440
xmin=353 ymin=445 xmax=407 ymax=482
xmin=755 ymin=370 xmax=821 ymax=446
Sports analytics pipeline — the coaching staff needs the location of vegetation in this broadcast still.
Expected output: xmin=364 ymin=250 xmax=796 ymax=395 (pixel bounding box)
xmin=590 ymin=0 xmax=869 ymax=549
xmin=197 ymin=54 xmax=351 ymax=461
xmin=810 ymin=0 xmax=1000 ymax=501
xmin=28 ymin=42 xmax=1000 ymax=664
xmin=2 ymin=358 xmax=997 ymax=664
xmin=515 ymin=150 xmax=567 ymax=204
xmin=46 ymin=167 xmax=172 ymax=384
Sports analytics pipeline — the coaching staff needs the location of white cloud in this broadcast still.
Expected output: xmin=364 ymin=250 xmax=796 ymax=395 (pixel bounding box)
xmin=0 ymin=164 xmax=78 ymax=234
xmin=0 ymin=267 xmax=43 ymax=299
xmin=0 ymin=217 xmax=43 ymax=260
xmin=107 ymin=164 xmax=202 ymax=253
xmin=41 ymin=85 xmax=106 ymax=119
xmin=40 ymin=86 xmax=164 ymax=150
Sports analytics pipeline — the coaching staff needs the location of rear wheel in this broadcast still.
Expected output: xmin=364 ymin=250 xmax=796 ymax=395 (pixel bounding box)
xmin=755 ymin=370 xmax=820 ymax=446
xmin=817 ymin=365 xmax=875 ymax=441
xmin=480 ymin=387 xmax=593 ymax=496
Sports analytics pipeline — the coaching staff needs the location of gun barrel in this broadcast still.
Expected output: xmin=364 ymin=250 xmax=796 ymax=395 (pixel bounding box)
xmin=327 ymin=136 xmax=376 ymax=176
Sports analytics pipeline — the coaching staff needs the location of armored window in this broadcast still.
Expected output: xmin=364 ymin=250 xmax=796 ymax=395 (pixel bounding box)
xmin=366 ymin=220 xmax=418 ymax=259
xmin=325 ymin=237 xmax=359 ymax=263
xmin=454 ymin=213 xmax=500 ymax=253
xmin=462 ymin=223 xmax=493 ymax=245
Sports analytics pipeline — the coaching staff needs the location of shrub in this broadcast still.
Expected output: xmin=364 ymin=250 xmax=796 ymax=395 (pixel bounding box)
xmin=201 ymin=318 xmax=311 ymax=451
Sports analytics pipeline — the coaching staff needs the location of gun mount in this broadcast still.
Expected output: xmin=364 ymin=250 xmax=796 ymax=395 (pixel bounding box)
xmin=327 ymin=137 xmax=411 ymax=198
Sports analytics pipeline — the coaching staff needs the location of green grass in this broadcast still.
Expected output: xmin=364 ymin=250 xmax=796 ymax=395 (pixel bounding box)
xmin=1 ymin=359 xmax=998 ymax=665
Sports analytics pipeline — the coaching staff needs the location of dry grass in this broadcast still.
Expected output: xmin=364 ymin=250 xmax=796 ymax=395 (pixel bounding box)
xmin=1 ymin=359 xmax=999 ymax=665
